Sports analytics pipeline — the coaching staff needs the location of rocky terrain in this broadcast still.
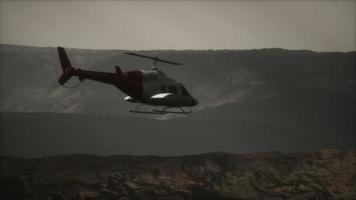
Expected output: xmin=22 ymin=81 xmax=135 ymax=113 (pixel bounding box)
xmin=1 ymin=149 xmax=355 ymax=200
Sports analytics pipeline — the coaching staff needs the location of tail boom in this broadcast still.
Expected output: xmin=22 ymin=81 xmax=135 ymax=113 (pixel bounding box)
xmin=56 ymin=47 xmax=141 ymax=98
xmin=57 ymin=47 xmax=117 ymax=85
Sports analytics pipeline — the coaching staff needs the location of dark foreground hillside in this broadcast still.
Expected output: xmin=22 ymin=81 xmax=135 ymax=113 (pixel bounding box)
xmin=1 ymin=149 xmax=355 ymax=200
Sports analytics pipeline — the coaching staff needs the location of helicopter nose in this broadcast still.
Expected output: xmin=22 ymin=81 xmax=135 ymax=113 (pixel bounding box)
xmin=192 ymin=98 xmax=199 ymax=106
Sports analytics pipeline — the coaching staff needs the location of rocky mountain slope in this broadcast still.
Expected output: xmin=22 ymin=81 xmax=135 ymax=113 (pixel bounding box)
xmin=1 ymin=149 xmax=355 ymax=200
xmin=1 ymin=44 xmax=355 ymax=115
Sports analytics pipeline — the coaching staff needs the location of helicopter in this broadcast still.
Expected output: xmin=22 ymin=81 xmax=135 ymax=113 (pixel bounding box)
xmin=57 ymin=47 xmax=198 ymax=114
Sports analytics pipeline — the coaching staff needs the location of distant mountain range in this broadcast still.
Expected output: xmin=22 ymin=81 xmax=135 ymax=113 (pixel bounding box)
xmin=0 ymin=44 xmax=355 ymax=157
xmin=1 ymin=149 xmax=355 ymax=200
xmin=1 ymin=44 xmax=355 ymax=115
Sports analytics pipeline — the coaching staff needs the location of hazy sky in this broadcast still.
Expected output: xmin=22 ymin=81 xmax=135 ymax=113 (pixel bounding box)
xmin=0 ymin=0 xmax=355 ymax=51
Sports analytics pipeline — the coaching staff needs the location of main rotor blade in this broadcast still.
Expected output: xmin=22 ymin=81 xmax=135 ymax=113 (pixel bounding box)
xmin=124 ymin=52 xmax=182 ymax=65
xmin=125 ymin=52 xmax=155 ymax=60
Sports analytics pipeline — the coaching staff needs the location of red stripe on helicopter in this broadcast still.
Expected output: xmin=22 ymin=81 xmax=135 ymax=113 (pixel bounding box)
xmin=116 ymin=70 xmax=143 ymax=98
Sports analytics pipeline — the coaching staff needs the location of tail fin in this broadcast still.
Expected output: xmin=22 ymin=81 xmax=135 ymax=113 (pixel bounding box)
xmin=115 ymin=65 xmax=123 ymax=76
xmin=57 ymin=47 xmax=75 ymax=85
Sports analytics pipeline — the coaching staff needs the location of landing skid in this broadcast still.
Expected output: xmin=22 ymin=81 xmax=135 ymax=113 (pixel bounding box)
xmin=153 ymin=107 xmax=192 ymax=114
xmin=130 ymin=104 xmax=191 ymax=115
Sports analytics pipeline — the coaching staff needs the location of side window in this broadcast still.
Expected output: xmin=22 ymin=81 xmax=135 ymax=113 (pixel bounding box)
xmin=181 ymin=86 xmax=189 ymax=96
xmin=160 ymin=85 xmax=166 ymax=93
xmin=168 ymin=86 xmax=177 ymax=94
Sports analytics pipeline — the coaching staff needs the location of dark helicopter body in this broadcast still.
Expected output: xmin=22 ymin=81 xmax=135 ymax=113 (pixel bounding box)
xmin=123 ymin=69 xmax=198 ymax=107
xmin=57 ymin=47 xmax=198 ymax=114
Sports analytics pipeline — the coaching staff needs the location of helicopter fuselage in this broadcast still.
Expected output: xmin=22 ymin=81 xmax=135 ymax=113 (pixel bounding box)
xmin=120 ymin=69 xmax=198 ymax=107
xmin=57 ymin=47 xmax=198 ymax=109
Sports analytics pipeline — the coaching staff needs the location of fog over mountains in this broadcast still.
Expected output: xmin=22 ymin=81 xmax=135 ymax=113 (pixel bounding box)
xmin=0 ymin=44 xmax=355 ymax=157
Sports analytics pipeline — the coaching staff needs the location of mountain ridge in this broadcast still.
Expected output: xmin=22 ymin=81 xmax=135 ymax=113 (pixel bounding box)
xmin=1 ymin=149 xmax=355 ymax=200
xmin=1 ymin=43 xmax=355 ymax=114
xmin=4 ymin=43 xmax=356 ymax=53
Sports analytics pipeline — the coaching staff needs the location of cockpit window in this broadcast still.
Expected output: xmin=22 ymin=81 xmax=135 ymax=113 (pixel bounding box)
xmin=181 ymin=86 xmax=190 ymax=96
xmin=168 ymin=86 xmax=177 ymax=94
